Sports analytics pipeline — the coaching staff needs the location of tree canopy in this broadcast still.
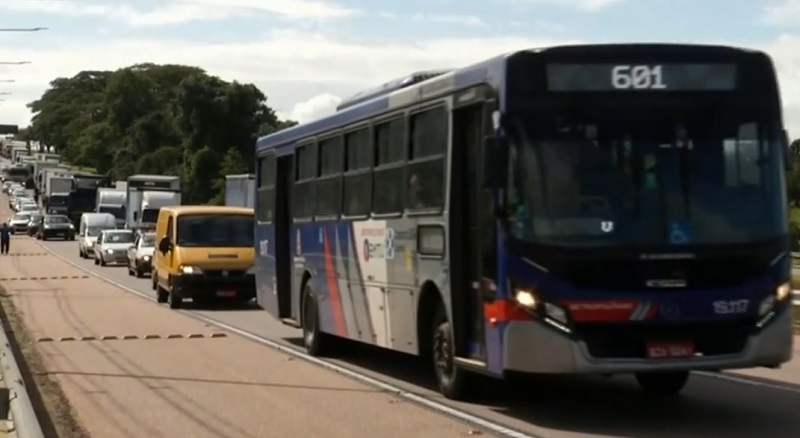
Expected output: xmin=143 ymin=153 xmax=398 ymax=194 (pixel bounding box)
xmin=23 ymin=63 xmax=297 ymax=204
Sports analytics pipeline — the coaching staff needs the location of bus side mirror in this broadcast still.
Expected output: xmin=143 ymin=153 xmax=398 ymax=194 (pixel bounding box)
xmin=482 ymin=135 xmax=507 ymax=189
xmin=783 ymin=129 xmax=794 ymax=171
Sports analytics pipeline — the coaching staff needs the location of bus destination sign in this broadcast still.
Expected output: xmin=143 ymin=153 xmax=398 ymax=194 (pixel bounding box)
xmin=546 ymin=63 xmax=737 ymax=91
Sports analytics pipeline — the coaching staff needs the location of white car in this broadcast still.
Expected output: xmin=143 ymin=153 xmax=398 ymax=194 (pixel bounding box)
xmin=127 ymin=232 xmax=155 ymax=277
xmin=93 ymin=229 xmax=135 ymax=266
xmin=18 ymin=203 xmax=39 ymax=213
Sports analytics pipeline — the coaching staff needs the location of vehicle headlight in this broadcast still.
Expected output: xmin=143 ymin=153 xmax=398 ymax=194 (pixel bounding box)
xmin=758 ymin=281 xmax=792 ymax=317
xmin=69 ymin=224 xmax=75 ymax=229
xmin=180 ymin=265 xmax=202 ymax=274
xmin=106 ymin=248 xmax=114 ymax=254
xmin=245 ymin=266 xmax=256 ymax=275
xmin=141 ymin=255 xmax=151 ymax=261
xmin=513 ymin=288 xmax=538 ymax=309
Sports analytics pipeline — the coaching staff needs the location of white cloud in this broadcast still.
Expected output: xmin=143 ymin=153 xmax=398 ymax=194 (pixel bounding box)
xmin=0 ymin=0 xmax=357 ymax=25
xmin=286 ymin=93 xmax=342 ymax=122
xmin=0 ymin=30 xmax=580 ymax=126
xmin=413 ymin=14 xmax=486 ymax=27
xmin=514 ymin=0 xmax=624 ymax=11
xmin=0 ymin=27 xmax=798 ymax=138
xmin=762 ymin=34 xmax=800 ymax=139
xmin=763 ymin=0 xmax=800 ymax=26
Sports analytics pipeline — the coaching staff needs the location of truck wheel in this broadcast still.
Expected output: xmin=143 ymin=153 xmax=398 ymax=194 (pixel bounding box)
xmin=301 ymin=283 xmax=335 ymax=356
xmin=156 ymin=285 xmax=169 ymax=303
xmin=100 ymin=257 xmax=107 ymax=267
xmin=167 ymin=280 xmax=182 ymax=309
xmin=635 ymin=371 xmax=689 ymax=397
xmin=432 ymin=304 xmax=474 ymax=400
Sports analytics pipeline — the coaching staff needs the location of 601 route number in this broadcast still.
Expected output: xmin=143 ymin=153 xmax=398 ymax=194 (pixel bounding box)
xmin=612 ymin=65 xmax=667 ymax=89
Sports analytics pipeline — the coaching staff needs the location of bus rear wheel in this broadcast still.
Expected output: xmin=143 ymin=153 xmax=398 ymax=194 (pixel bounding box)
xmin=635 ymin=371 xmax=689 ymax=397
xmin=302 ymin=283 xmax=334 ymax=356
xmin=432 ymin=305 xmax=473 ymax=400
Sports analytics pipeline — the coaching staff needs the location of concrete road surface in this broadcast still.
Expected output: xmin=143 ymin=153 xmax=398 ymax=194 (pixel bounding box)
xmin=0 ymin=198 xmax=474 ymax=437
xmin=30 ymin=230 xmax=800 ymax=438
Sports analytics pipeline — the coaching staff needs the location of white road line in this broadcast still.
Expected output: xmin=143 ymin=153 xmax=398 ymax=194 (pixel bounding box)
xmin=36 ymin=241 xmax=538 ymax=438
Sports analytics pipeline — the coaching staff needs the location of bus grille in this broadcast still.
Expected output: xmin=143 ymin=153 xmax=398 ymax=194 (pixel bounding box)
xmin=574 ymin=320 xmax=754 ymax=359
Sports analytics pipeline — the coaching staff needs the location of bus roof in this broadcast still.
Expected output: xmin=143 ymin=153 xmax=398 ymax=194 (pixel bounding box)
xmin=256 ymin=43 xmax=766 ymax=154
xmin=162 ymin=205 xmax=254 ymax=216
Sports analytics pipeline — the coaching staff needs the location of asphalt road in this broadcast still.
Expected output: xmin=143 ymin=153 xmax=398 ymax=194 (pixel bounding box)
xmin=33 ymin=236 xmax=800 ymax=438
xmin=0 ymin=197 xmax=473 ymax=437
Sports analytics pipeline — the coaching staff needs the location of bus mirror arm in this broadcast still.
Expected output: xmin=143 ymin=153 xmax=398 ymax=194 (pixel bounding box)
xmin=782 ymin=129 xmax=794 ymax=171
xmin=482 ymin=135 xmax=507 ymax=189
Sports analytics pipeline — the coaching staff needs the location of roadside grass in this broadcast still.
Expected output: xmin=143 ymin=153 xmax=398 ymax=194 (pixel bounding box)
xmin=69 ymin=165 xmax=96 ymax=173
xmin=0 ymin=286 xmax=88 ymax=438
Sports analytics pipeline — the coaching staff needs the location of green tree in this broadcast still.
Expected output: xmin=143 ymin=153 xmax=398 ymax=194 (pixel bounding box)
xmin=26 ymin=63 xmax=296 ymax=203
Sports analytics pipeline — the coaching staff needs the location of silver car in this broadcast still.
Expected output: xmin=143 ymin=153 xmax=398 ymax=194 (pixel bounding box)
xmin=8 ymin=212 xmax=31 ymax=233
xmin=94 ymin=229 xmax=135 ymax=266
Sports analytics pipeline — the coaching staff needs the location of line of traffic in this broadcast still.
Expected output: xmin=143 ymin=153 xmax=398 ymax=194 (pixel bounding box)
xmin=36 ymin=238 xmax=540 ymax=438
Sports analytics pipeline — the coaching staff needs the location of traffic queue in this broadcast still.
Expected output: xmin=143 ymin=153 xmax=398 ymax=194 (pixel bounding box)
xmin=2 ymin=170 xmax=258 ymax=310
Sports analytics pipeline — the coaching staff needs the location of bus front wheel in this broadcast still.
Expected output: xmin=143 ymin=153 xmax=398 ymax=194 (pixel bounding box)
xmin=302 ymin=283 xmax=334 ymax=356
xmin=635 ymin=371 xmax=689 ymax=397
xmin=432 ymin=306 xmax=473 ymax=400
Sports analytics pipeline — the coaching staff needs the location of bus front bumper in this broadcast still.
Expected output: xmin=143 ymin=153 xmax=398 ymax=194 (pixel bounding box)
xmin=502 ymin=308 xmax=793 ymax=374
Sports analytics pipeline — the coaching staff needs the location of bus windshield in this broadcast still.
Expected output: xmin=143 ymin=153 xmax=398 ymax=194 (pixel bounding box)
xmin=177 ymin=214 xmax=253 ymax=247
xmin=505 ymin=100 xmax=786 ymax=247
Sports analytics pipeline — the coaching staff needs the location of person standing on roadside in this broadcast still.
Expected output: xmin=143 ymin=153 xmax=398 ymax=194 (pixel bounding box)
xmin=0 ymin=222 xmax=10 ymax=255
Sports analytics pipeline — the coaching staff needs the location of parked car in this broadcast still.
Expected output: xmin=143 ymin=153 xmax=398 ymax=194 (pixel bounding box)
xmin=37 ymin=214 xmax=76 ymax=240
xmin=127 ymin=232 xmax=155 ymax=277
xmin=94 ymin=229 xmax=135 ymax=266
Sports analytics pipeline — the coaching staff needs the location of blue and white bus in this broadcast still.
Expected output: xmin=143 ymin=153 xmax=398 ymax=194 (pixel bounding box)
xmin=254 ymin=43 xmax=794 ymax=400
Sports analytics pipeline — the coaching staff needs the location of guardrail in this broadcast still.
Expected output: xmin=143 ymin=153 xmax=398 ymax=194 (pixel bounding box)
xmin=0 ymin=321 xmax=44 ymax=437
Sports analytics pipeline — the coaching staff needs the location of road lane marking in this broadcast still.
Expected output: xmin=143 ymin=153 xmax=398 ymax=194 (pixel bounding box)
xmin=36 ymin=333 xmax=227 ymax=342
xmin=35 ymin=240 xmax=539 ymax=438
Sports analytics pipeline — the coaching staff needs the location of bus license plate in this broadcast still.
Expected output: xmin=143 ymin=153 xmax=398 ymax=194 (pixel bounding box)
xmin=216 ymin=290 xmax=236 ymax=297
xmin=646 ymin=341 xmax=694 ymax=359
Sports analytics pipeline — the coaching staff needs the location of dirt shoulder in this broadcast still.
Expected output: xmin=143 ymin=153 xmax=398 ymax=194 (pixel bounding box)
xmin=0 ymin=285 xmax=89 ymax=438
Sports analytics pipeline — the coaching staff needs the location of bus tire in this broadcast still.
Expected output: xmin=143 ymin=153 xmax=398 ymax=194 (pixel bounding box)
xmin=432 ymin=305 xmax=473 ymax=400
xmin=302 ymin=283 xmax=333 ymax=356
xmin=635 ymin=371 xmax=689 ymax=397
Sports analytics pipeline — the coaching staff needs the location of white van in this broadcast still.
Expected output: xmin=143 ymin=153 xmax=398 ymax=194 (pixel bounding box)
xmin=78 ymin=212 xmax=116 ymax=258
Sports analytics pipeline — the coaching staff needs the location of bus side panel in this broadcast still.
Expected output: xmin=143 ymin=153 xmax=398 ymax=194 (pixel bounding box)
xmin=337 ymin=221 xmax=376 ymax=345
xmin=254 ymin=223 xmax=278 ymax=316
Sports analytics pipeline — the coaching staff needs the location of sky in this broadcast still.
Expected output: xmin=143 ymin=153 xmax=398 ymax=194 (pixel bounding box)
xmin=0 ymin=0 xmax=798 ymax=136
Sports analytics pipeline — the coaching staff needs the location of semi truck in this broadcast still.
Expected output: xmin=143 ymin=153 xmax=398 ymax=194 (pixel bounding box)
xmin=125 ymin=175 xmax=181 ymax=230
xmin=67 ymin=172 xmax=111 ymax=226
xmin=224 ymin=174 xmax=256 ymax=207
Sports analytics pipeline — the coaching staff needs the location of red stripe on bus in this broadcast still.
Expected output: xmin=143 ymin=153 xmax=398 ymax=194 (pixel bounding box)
xmin=322 ymin=229 xmax=347 ymax=336
xmin=483 ymin=299 xmax=531 ymax=322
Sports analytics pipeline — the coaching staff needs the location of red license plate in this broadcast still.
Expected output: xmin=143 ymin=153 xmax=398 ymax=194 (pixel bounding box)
xmin=646 ymin=340 xmax=695 ymax=359
xmin=216 ymin=290 xmax=237 ymax=297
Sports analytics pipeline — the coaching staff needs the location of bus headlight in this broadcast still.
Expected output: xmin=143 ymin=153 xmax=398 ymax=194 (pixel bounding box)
xmin=544 ymin=302 xmax=569 ymax=325
xmin=757 ymin=282 xmax=792 ymax=317
xmin=776 ymin=282 xmax=791 ymax=302
xmin=513 ymin=288 xmax=538 ymax=309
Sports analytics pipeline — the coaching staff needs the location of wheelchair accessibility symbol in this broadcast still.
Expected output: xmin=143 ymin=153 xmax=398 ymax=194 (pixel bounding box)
xmin=668 ymin=220 xmax=690 ymax=245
